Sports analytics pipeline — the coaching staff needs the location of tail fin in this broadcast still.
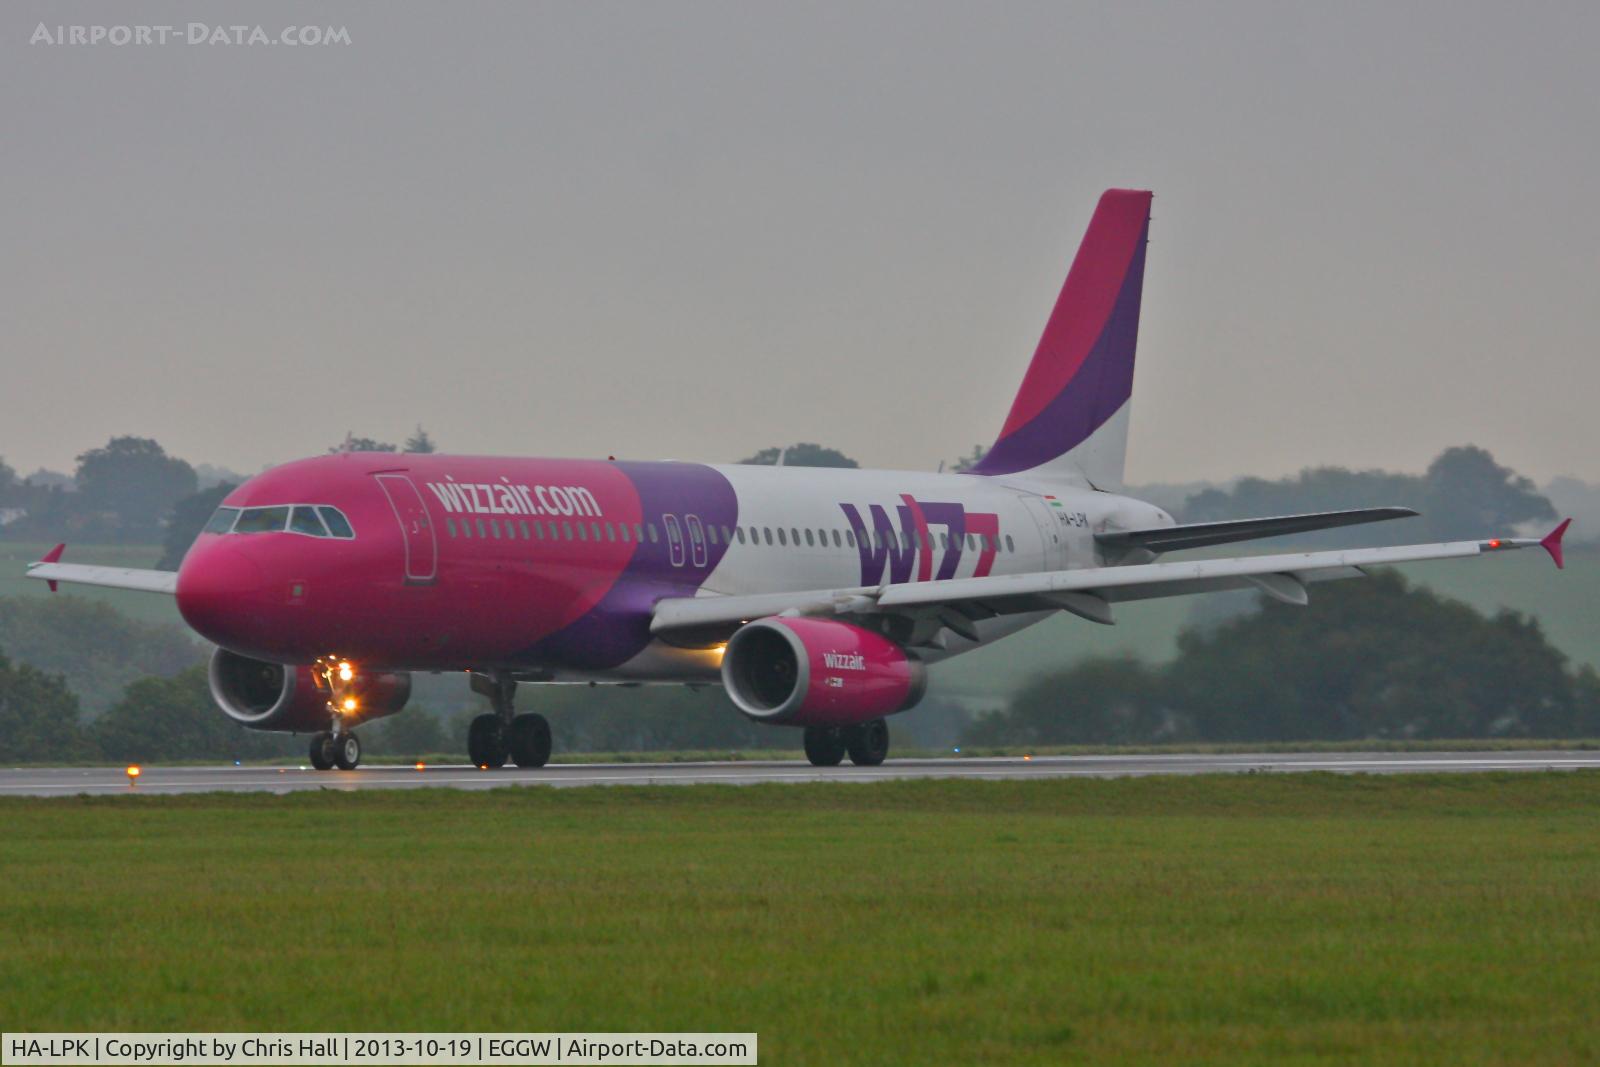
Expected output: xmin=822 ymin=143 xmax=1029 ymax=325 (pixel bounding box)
xmin=972 ymin=189 xmax=1152 ymax=488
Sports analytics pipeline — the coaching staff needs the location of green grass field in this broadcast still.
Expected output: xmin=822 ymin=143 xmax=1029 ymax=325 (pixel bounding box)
xmin=4 ymin=775 xmax=1599 ymax=1064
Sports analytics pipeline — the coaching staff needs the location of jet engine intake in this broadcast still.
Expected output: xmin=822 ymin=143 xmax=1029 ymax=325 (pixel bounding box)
xmin=207 ymin=648 xmax=411 ymax=732
xmin=721 ymin=617 xmax=925 ymax=727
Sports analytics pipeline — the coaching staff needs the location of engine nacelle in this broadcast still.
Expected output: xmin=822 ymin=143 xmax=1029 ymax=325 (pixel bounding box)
xmin=721 ymin=617 xmax=926 ymax=727
xmin=207 ymin=648 xmax=412 ymax=733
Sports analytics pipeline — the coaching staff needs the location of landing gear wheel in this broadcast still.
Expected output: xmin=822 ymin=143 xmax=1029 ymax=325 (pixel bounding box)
xmin=468 ymin=713 xmax=508 ymax=769
xmin=803 ymin=726 xmax=846 ymax=767
xmin=334 ymin=732 xmax=362 ymax=770
xmin=846 ymin=719 xmax=889 ymax=766
xmin=508 ymin=713 xmax=552 ymax=768
xmin=309 ymin=732 xmax=335 ymax=771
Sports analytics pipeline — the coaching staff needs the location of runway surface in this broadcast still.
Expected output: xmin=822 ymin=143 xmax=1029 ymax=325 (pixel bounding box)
xmin=3 ymin=750 xmax=1599 ymax=796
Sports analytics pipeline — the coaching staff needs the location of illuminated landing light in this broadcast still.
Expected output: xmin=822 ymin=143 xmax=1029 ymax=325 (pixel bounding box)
xmin=1024 ymin=754 xmax=1033 ymax=761
xmin=125 ymin=765 xmax=141 ymax=782
xmin=415 ymin=762 xmax=426 ymax=771
xmin=478 ymin=764 xmax=489 ymax=771
xmin=342 ymin=697 xmax=358 ymax=712
xmin=338 ymin=661 xmax=354 ymax=682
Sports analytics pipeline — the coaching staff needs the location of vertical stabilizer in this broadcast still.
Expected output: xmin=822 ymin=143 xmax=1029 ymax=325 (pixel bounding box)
xmin=973 ymin=189 xmax=1152 ymax=488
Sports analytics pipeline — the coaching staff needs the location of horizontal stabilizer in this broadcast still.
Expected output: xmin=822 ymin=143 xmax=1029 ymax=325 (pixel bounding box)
xmin=1095 ymin=507 xmax=1418 ymax=554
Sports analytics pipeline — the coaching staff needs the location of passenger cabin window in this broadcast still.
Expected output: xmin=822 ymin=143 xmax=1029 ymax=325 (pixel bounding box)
xmin=204 ymin=507 xmax=239 ymax=534
xmin=234 ymin=506 xmax=290 ymax=534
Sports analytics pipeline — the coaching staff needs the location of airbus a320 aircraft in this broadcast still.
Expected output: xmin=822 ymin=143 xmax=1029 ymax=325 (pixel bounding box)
xmin=28 ymin=189 xmax=1570 ymax=770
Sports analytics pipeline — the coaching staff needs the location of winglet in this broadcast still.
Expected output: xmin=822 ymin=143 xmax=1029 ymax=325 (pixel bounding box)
xmin=39 ymin=543 xmax=65 ymax=592
xmin=1540 ymin=519 xmax=1571 ymax=570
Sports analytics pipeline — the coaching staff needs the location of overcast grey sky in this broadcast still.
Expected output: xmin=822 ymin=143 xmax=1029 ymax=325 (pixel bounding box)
xmin=3 ymin=1 xmax=1595 ymax=486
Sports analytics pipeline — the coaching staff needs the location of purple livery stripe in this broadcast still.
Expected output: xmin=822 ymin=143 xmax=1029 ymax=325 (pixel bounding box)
xmin=974 ymin=189 xmax=1151 ymax=477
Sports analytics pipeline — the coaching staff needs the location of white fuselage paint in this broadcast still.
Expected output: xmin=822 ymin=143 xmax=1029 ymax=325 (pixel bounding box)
xmin=563 ymin=466 xmax=1172 ymax=683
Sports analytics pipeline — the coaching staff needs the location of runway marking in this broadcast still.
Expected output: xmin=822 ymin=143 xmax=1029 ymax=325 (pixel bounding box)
xmin=1 ymin=751 xmax=1598 ymax=796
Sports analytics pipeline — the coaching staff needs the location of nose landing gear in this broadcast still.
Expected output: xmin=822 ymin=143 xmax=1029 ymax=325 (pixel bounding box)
xmin=468 ymin=671 xmax=552 ymax=768
xmin=308 ymin=658 xmax=366 ymax=771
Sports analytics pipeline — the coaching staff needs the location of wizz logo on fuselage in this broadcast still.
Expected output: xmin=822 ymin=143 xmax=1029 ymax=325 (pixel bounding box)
xmin=839 ymin=495 xmax=1000 ymax=586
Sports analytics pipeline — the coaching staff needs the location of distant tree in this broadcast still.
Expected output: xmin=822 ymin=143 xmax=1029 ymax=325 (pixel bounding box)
xmin=739 ymin=443 xmax=859 ymax=468
xmin=1420 ymin=446 xmax=1556 ymax=539
xmin=330 ymin=436 xmax=399 ymax=453
xmin=0 ymin=647 xmax=88 ymax=762
xmin=950 ymin=445 xmax=988 ymax=473
xmin=24 ymin=469 xmax=74 ymax=491
xmin=73 ymin=436 xmax=198 ymax=542
xmin=157 ymin=483 xmax=236 ymax=570
xmin=0 ymin=596 xmax=205 ymax=716
xmin=1168 ymin=571 xmax=1577 ymax=741
xmin=403 ymin=426 xmax=438 ymax=454
xmin=964 ymin=656 xmax=1174 ymax=746
xmin=193 ymin=463 xmax=248 ymax=490
xmin=1178 ymin=446 xmax=1555 ymax=546
xmin=364 ymin=708 xmax=446 ymax=755
xmin=0 ymin=457 xmax=16 ymax=505
xmin=92 ymin=667 xmax=296 ymax=762
xmin=964 ymin=571 xmax=1586 ymax=746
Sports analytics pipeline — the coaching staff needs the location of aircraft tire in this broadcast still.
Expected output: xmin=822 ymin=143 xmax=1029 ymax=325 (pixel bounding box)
xmin=309 ymin=732 xmax=335 ymax=771
xmin=509 ymin=713 xmax=552 ymax=768
xmin=845 ymin=719 xmax=889 ymax=767
xmin=468 ymin=713 xmax=508 ymax=769
xmin=334 ymin=732 xmax=362 ymax=770
xmin=803 ymin=726 xmax=846 ymax=767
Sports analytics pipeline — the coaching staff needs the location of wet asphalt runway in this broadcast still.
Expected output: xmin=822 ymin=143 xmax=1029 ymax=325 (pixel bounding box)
xmin=1 ymin=750 xmax=1597 ymax=796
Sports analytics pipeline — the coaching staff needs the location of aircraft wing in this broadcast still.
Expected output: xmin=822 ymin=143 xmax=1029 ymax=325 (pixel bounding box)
xmin=24 ymin=545 xmax=178 ymax=595
xmin=651 ymin=522 xmax=1569 ymax=636
xmin=1095 ymin=506 xmax=1418 ymax=554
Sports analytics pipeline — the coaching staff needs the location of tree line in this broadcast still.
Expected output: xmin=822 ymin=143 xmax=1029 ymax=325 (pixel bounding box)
xmin=0 ymin=427 xmax=438 ymax=548
xmin=4 ymin=568 xmax=1596 ymax=764
xmin=965 ymin=571 xmax=1600 ymax=746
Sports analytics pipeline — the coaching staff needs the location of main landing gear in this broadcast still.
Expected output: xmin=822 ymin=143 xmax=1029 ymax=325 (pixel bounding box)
xmin=310 ymin=658 xmax=364 ymax=771
xmin=309 ymin=730 xmax=362 ymax=771
xmin=803 ymin=719 xmax=890 ymax=767
xmin=467 ymin=671 xmax=552 ymax=769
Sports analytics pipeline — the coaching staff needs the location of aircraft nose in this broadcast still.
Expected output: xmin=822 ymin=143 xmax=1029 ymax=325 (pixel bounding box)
xmin=176 ymin=541 xmax=269 ymax=649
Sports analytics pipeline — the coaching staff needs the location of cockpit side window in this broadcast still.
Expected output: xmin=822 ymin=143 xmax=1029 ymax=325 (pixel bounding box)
xmin=234 ymin=506 xmax=291 ymax=534
xmin=290 ymin=506 xmax=330 ymax=537
xmin=318 ymin=507 xmax=355 ymax=539
xmin=203 ymin=507 xmax=240 ymax=534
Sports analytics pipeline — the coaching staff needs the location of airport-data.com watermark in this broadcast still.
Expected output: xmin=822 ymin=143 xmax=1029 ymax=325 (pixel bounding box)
xmin=30 ymin=23 xmax=351 ymax=47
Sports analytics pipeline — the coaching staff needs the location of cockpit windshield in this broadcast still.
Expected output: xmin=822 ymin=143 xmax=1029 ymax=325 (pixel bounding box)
xmin=233 ymin=506 xmax=291 ymax=534
xmin=203 ymin=507 xmax=240 ymax=534
xmin=318 ymin=507 xmax=355 ymax=539
xmin=289 ymin=506 xmax=329 ymax=536
xmin=205 ymin=505 xmax=356 ymax=539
